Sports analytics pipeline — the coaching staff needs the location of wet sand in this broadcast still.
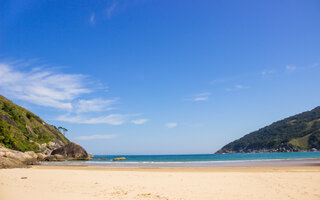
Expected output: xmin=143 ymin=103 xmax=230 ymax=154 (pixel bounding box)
xmin=1 ymin=164 xmax=320 ymax=200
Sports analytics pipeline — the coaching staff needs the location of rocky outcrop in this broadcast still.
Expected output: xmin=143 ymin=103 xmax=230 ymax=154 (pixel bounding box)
xmin=25 ymin=124 xmax=36 ymax=136
xmin=88 ymin=153 xmax=94 ymax=158
xmin=112 ymin=157 xmax=126 ymax=161
xmin=41 ymin=140 xmax=66 ymax=155
xmin=1 ymin=142 xmax=90 ymax=168
xmin=0 ymin=142 xmax=89 ymax=168
xmin=0 ymin=157 xmax=26 ymax=168
xmin=51 ymin=142 xmax=89 ymax=160
xmin=0 ymin=95 xmax=91 ymax=167
xmin=45 ymin=154 xmax=66 ymax=161
xmin=36 ymin=153 xmax=46 ymax=160
xmin=0 ymin=114 xmax=18 ymax=126
xmin=0 ymin=145 xmax=39 ymax=168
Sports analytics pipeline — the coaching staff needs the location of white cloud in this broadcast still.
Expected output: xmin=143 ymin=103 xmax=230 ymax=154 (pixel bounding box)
xmin=75 ymin=98 xmax=117 ymax=113
xmin=165 ymin=122 xmax=178 ymax=128
xmin=210 ymin=74 xmax=248 ymax=85
xmin=56 ymin=114 xmax=130 ymax=125
xmin=75 ymin=134 xmax=117 ymax=140
xmin=235 ymin=85 xmax=248 ymax=89
xmin=226 ymin=84 xmax=249 ymax=92
xmin=89 ymin=13 xmax=95 ymax=24
xmin=0 ymin=63 xmax=90 ymax=110
xmin=193 ymin=92 xmax=211 ymax=102
xmin=261 ymin=70 xmax=275 ymax=76
xmin=0 ymin=61 xmax=146 ymax=126
xmin=210 ymin=78 xmax=231 ymax=84
xmin=131 ymin=118 xmax=148 ymax=125
xmin=285 ymin=65 xmax=297 ymax=71
xmin=107 ymin=2 xmax=117 ymax=18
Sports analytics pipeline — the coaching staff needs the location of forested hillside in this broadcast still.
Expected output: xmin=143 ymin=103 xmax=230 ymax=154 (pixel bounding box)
xmin=216 ymin=106 xmax=320 ymax=154
xmin=0 ymin=95 xmax=69 ymax=153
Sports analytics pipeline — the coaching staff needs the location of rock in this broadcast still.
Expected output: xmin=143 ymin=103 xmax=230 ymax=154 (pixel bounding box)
xmin=88 ymin=153 xmax=94 ymax=158
xmin=311 ymin=148 xmax=318 ymax=152
xmin=36 ymin=153 xmax=46 ymax=161
xmin=51 ymin=142 xmax=89 ymax=160
xmin=87 ymin=153 xmax=94 ymax=160
xmin=48 ymin=141 xmax=56 ymax=148
xmin=112 ymin=157 xmax=126 ymax=161
xmin=23 ymin=151 xmax=39 ymax=165
xmin=54 ymin=154 xmax=66 ymax=161
xmin=0 ymin=114 xmax=18 ymax=126
xmin=44 ymin=154 xmax=66 ymax=162
xmin=41 ymin=139 xmax=68 ymax=155
xmin=34 ymin=142 xmax=46 ymax=152
xmin=0 ymin=145 xmax=37 ymax=168
xmin=43 ymin=148 xmax=52 ymax=155
xmin=45 ymin=155 xmax=57 ymax=161
xmin=0 ymin=157 xmax=26 ymax=168
xmin=25 ymin=151 xmax=38 ymax=159
xmin=40 ymin=143 xmax=47 ymax=148
xmin=23 ymin=158 xmax=38 ymax=165
xmin=26 ymin=124 xmax=36 ymax=136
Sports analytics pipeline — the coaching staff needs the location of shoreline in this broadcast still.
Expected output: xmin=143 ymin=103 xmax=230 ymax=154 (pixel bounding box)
xmin=39 ymin=158 xmax=320 ymax=168
xmin=32 ymin=164 xmax=320 ymax=173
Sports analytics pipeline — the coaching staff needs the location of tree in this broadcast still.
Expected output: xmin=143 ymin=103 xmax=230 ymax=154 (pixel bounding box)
xmin=58 ymin=126 xmax=68 ymax=136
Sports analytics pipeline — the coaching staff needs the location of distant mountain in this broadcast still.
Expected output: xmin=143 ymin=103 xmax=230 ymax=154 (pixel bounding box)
xmin=0 ymin=95 xmax=69 ymax=153
xmin=216 ymin=106 xmax=320 ymax=154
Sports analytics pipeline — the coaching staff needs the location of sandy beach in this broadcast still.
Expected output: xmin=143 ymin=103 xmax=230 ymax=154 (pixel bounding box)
xmin=1 ymin=165 xmax=320 ymax=200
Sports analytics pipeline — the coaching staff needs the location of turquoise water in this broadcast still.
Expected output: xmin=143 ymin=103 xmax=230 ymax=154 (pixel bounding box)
xmin=90 ymin=151 xmax=320 ymax=163
xmin=40 ymin=152 xmax=320 ymax=167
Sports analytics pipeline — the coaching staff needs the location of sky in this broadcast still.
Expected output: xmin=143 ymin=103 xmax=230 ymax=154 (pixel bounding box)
xmin=0 ymin=0 xmax=320 ymax=155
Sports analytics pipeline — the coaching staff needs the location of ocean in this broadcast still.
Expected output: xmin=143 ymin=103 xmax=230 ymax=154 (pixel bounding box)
xmin=42 ymin=151 xmax=320 ymax=168
xmin=91 ymin=151 xmax=320 ymax=162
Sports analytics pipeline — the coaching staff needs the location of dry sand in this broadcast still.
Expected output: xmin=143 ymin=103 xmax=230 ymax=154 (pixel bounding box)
xmin=1 ymin=165 xmax=320 ymax=200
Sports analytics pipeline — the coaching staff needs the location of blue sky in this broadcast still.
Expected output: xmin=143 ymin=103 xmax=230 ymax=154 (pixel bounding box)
xmin=0 ymin=0 xmax=319 ymax=154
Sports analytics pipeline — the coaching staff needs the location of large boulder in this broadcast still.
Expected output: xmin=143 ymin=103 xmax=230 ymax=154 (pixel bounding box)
xmin=0 ymin=145 xmax=38 ymax=168
xmin=36 ymin=153 xmax=47 ymax=161
xmin=51 ymin=142 xmax=89 ymax=160
xmin=45 ymin=154 xmax=66 ymax=161
xmin=41 ymin=139 xmax=67 ymax=155
xmin=0 ymin=157 xmax=26 ymax=168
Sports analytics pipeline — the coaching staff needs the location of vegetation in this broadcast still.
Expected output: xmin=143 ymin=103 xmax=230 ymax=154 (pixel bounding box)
xmin=52 ymin=125 xmax=68 ymax=136
xmin=0 ymin=95 xmax=69 ymax=152
xmin=216 ymin=106 xmax=320 ymax=153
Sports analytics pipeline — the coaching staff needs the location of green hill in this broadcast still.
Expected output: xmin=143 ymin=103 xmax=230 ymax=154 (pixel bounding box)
xmin=0 ymin=95 xmax=69 ymax=153
xmin=216 ymin=106 xmax=320 ymax=154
